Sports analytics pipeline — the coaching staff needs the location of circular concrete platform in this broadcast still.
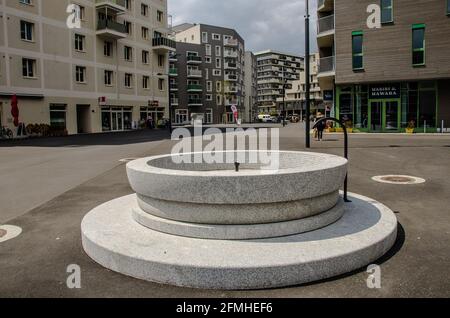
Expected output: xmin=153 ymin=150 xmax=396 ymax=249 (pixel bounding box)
xmin=81 ymin=192 xmax=397 ymax=290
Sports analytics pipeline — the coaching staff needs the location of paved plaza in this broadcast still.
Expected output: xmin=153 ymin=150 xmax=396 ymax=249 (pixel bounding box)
xmin=0 ymin=124 xmax=449 ymax=297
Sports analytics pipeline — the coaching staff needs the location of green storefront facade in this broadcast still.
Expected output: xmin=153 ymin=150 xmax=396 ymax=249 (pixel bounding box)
xmin=334 ymin=81 xmax=440 ymax=133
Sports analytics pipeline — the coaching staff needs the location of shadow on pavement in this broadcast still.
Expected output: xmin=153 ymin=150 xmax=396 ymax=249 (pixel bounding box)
xmin=0 ymin=129 xmax=171 ymax=148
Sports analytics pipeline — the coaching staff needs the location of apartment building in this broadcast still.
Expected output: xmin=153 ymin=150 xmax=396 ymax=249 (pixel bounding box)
xmin=317 ymin=0 xmax=450 ymax=132
xmin=0 ymin=0 xmax=174 ymax=135
xmin=171 ymin=23 xmax=245 ymax=124
xmin=255 ymin=50 xmax=303 ymax=114
xmin=244 ymin=51 xmax=257 ymax=123
xmin=276 ymin=53 xmax=324 ymax=118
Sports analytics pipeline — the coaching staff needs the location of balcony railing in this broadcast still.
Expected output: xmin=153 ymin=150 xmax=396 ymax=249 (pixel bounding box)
xmin=225 ymin=100 xmax=238 ymax=106
xmin=187 ymin=69 xmax=202 ymax=77
xmin=187 ymin=84 xmax=202 ymax=91
xmin=224 ymin=62 xmax=237 ymax=69
xmin=319 ymin=56 xmax=335 ymax=73
xmin=171 ymin=98 xmax=179 ymax=104
xmin=224 ymin=86 xmax=238 ymax=93
xmin=170 ymin=83 xmax=178 ymax=90
xmin=187 ymin=56 xmax=202 ymax=63
xmin=224 ymin=38 xmax=238 ymax=46
xmin=188 ymin=99 xmax=203 ymax=105
xmin=225 ymin=74 xmax=238 ymax=81
xmin=224 ymin=51 xmax=238 ymax=58
xmin=169 ymin=68 xmax=178 ymax=76
xmin=152 ymin=37 xmax=176 ymax=50
xmin=318 ymin=14 xmax=335 ymax=34
xmin=97 ymin=19 xmax=127 ymax=33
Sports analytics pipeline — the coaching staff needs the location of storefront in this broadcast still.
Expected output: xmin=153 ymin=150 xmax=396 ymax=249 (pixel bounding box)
xmin=335 ymin=81 xmax=439 ymax=132
xmin=101 ymin=107 xmax=133 ymax=132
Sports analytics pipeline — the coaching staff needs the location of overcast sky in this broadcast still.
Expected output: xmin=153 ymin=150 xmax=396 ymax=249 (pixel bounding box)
xmin=168 ymin=0 xmax=318 ymax=56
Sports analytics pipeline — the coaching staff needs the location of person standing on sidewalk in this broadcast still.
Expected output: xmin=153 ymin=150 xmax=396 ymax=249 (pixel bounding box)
xmin=315 ymin=112 xmax=326 ymax=141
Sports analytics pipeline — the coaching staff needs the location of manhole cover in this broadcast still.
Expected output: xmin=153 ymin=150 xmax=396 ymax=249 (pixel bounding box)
xmin=0 ymin=225 xmax=22 ymax=243
xmin=372 ymin=175 xmax=426 ymax=185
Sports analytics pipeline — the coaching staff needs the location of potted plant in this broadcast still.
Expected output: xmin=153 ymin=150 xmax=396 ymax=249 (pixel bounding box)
xmin=406 ymin=120 xmax=415 ymax=134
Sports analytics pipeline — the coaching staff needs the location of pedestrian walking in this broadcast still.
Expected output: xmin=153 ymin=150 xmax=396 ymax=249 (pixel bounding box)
xmin=315 ymin=112 xmax=326 ymax=141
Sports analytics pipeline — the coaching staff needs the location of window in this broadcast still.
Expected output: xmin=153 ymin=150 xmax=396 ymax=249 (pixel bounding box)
xmin=75 ymin=66 xmax=86 ymax=83
xmin=205 ymin=56 xmax=212 ymax=63
xmin=215 ymin=58 xmax=221 ymax=68
xmin=74 ymin=34 xmax=85 ymax=51
xmin=213 ymin=69 xmax=221 ymax=76
xmin=49 ymin=104 xmax=67 ymax=130
xmin=157 ymin=10 xmax=163 ymax=22
xmin=124 ymin=46 xmax=132 ymax=61
xmin=141 ymin=4 xmax=148 ymax=16
xmin=143 ymin=76 xmax=150 ymax=89
xmin=125 ymin=0 xmax=131 ymax=10
xmin=104 ymin=41 xmax=113 ymax=57
xmin=447 ymin=0 xmax=450 ymax=15
xmin=202 ymin=32 xmax=208 ymax=43
xmin=125 ymin=73 xmax=133 ymax=88
xmin=78 ymin=5 xmax=85 ymax=20
xmin=205 ymin=109 xmax=213 ymax=123
xmin=142 ymin=50 xmax=149 ymax=64
xmin=412 ymin=24 xmax=425 ymax=66
xmin=352 ymin=31 xmax=364 ymax=70
xmin=216 ymin=81 xmax=222 ymax=92
xmin=104 ymin=70 xmax=113 ymax=86
xmin=215 ymin=46 xmax=221 ymax=56
xmin=380 ymin=0 xmax=393 ymax=24
xmin=216 ymin=95 xmax=222 ymax=105
xmin=22 ymin=58 xmax=36 ymax=78
xmin=158 ymin=78 xmax=164 ymax=91
xmin=142 ymin=27 xmax=149 ymax=40
xmin=19 ymin=0 xmax=32 ymax=5
xmin=207 ymin=81 xmax=213 ymax=92
xmin=124 ymin=21 xmax=132 ymax=35
xmin=158 ymin=54 xmax=165 ymax=67
xmin=212 ymin=33 xmax=221 ymax=40
xmin=205 ymin=44 xmax=211 ymax=56
xmin=20 ymin=21 xmax=34 ymax=41
xmin=206 ymin=95 xmax=213 ymax=101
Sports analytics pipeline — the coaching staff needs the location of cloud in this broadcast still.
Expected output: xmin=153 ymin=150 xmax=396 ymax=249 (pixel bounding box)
xmin=168 ymin=0 xmax=318 ymax=55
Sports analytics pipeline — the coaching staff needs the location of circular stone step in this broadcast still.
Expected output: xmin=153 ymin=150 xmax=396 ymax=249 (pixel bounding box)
xmin=132 ymin=199 xmax=345 ymax=240
xmin=81 ymin=192 xmax=398 ymax=290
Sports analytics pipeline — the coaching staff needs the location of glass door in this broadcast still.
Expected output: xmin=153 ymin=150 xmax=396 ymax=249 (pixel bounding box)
xmin=369 ymin=101 xmax=383 ymax=132
xmin=384 ymin=100 xmax=400 ymax=131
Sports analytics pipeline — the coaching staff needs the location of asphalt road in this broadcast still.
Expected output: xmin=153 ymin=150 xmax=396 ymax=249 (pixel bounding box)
xmin=0 ymin=124 xmax=449 ymax=297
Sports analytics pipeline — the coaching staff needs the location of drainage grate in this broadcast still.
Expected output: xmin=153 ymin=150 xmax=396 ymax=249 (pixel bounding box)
xmin=372 ymin=175 xmax=426 ymax=185
xmin=0 ymin=229 xmax=6 ymax=238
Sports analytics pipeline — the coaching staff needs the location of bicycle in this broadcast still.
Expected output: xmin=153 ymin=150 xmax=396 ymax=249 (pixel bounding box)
xmin=1 ymin=126 xmax=13 ymax=139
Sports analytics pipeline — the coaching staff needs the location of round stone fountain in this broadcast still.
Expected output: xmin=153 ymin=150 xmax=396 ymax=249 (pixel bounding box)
xmin=81 ymin=151 xmax=397 ymax=290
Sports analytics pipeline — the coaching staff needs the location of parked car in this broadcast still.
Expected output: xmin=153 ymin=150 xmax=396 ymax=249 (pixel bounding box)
xmin=259 ymin=115 xmax=273 ymax=123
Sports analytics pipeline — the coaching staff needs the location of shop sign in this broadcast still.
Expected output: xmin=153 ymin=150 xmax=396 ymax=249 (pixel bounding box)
xmin=370 ymin=85 xmax=400 ymax=99
xmin=323 ymin=90 xmax=334 ymax=101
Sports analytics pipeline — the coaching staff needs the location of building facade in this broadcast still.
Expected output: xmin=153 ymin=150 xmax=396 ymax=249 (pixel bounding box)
xmin=276 ymin=53 xmax=324 ymax=118
xmin=317 ymin=0 xmax=450 ymax=132
xmin=172 ymin=23 xmax=245 ymax=124
xmin=244 ymin=51 xmax=257 ymax=122
xmin=0 ymin=0 xmax=174 ymax=135
xmin=255 ymin=50 xmax=303 ymax=114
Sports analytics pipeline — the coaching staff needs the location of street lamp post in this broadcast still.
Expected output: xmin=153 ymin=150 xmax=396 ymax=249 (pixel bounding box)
xmin=282 ymin=69 xmax=287 ymax=127
xmin=158 ymin=72 xmax=173 ymax=134
xmin=305 ymin=0 xmax=311 ymax=148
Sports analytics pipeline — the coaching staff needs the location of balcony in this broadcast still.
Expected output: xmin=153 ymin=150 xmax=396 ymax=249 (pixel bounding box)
xmin=169 ymin=83 xmax=178 ymax=91
xmin=224 ymin=74 xmax=238 ymax=81
xmin=317 ymin=0 xmax=334 ymax=13
xmin=171 ymin=98 xmax=179 ymax=105
xmin=95 ymin=0 xmax=126 ymax=13
xmin=224 ymin=86 xmax=238 ymax=94
xmin=169 ymin=68 xmax=178 ymax=76
xmin=317 ymin=14 xmax=335 ymax=47
xmin=317 ymin=56 xmax=335 ymax=90
xmin=96 ymin=19 xmax=127 ymax=39
xmin=187 ymin=69 xmax=203 ymax=78
xmin=187 ymin=84 xmax=202 ymax=92
xmin=187 ymin=56 xmax=202 ymax=64
xmin=224 ymin=62 xmax=237 ymax=70
xmin=225 ymin=99 xmax=238 ymax=106
xmin=169 ymin=53 xmax=178 ymax=61
xmin=188 ymin=99 xmax=203 ymax=106
xmin=152 ymin=37 xmax=176 ymax=53
xmin=224 ymin=51 xmax=238 ymax=58
xmin=224 ymin=38 xmax=238 ymax=47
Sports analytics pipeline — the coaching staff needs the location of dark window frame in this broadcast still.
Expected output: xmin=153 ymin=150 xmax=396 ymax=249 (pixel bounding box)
xmin=380 ymin=0 xmax=394 ymax=24
xmin=352 ymin=31 xmax=364 ymax=71
xmin=412 ymin=24 xmax=426 ymax=67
